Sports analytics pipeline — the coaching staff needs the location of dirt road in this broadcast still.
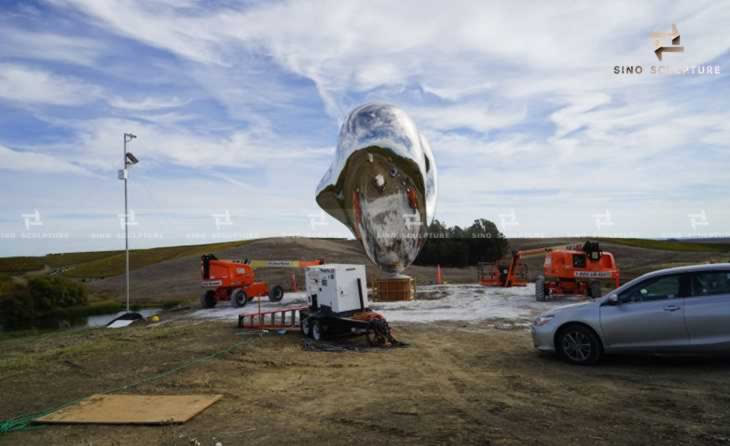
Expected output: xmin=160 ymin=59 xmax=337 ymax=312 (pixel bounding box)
xmin=2 ymin=319 xmax=729 ymax=445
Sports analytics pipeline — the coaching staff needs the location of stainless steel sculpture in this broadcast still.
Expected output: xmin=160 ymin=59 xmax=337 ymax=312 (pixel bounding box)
xmin=316 ymin=103 xmax=437 ymax=276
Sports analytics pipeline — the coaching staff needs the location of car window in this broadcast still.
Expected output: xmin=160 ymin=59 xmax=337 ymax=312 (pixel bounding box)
xmin=619 ymin=274 xmax=685 ymax=303
xmin=691 ymin=271 xmax=730 ymax=297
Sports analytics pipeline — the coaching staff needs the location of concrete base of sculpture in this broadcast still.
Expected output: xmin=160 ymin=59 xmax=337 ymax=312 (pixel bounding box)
xmin=375 ymin=276 xmax=415 ymax=302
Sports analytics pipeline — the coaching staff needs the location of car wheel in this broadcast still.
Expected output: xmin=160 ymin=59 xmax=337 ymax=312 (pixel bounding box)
xmin=230 ymin=288 xmax=247 ymax=308
xmin=557 ymin=325 xmax=601 ymax=365
xmin=269 ymin=285 xmax=285 ymax=302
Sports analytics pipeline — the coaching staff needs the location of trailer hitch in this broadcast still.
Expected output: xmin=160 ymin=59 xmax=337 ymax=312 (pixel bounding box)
xmin=366 ymin=318 xmax=406 ymax=347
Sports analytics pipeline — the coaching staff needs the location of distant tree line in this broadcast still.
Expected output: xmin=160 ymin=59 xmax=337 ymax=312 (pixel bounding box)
xmin=414 ymin=219 xmax=509 ymax=267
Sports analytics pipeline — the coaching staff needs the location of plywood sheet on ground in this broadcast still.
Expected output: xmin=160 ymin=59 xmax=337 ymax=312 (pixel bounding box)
xmin=34 ymin=394 xmax=222 ymax=425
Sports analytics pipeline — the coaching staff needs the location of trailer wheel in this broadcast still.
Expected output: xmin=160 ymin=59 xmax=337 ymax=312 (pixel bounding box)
xmin=201 ymin=290 xmax=217 ymax=308
xmin=231 ymin=288 xmax=247 ymax=308
xmin=300 ymin=316 xmax=311 ymax=337
xmin=589 ymin=281 xmax=602 ymax=298
xmin=535 ymin=276 xmax=546 ymax=302
xmin=311 ymin=320 xmax=322 ymax=341
xmin=269 ymin=285 xmax=285 ymax=302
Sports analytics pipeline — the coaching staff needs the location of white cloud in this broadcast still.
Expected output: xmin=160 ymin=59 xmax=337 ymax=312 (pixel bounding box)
xmin=0 ymin=144 xmax=89 ymax=175
xmin=0 ymin=64 xmax=102 ymax=105
xmin=107 ymin=96 xmax=191 ymax=111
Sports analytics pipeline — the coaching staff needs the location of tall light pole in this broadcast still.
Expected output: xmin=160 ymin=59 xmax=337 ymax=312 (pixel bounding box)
xmin=120 ymin=133 xmax=139 ymax=313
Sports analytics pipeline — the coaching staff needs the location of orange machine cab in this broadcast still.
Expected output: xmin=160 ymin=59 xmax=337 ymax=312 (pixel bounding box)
xmin=542 ymin=243 xmax=620 ymax=297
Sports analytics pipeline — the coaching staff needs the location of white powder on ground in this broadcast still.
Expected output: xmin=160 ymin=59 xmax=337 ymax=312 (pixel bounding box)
xmin=190 ymin=285 xmax=574 ymax=324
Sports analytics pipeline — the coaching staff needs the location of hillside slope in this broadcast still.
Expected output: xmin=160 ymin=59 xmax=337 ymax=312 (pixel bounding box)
xmin=85 ymin=237 xmax=478 ymax=303
xmin=2 ymin=237 xmax=728 ymax=304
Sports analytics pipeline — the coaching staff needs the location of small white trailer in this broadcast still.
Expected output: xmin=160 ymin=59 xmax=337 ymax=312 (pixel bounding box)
xmin=300 ymin=264 xmax=400 ymax=346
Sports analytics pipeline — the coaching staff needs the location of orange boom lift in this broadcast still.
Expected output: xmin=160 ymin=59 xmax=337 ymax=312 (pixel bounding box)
xmin=479 ymin=241 xmax=620 ymax=301
xmin=200 ymin=255 xmax=324 ymax=308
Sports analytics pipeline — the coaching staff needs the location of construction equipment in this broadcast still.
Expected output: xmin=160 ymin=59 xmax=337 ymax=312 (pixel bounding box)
xmin=199 ymin=255 xmax=323 ymax=308
xmin=479 ymin=241 xmax=620 ymax=301
xmin=299 ymin=264 xmax=401 ymax=347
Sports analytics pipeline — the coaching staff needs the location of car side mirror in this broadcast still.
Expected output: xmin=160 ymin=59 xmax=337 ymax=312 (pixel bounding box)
xmin=605 ymin=294 xmax=620 ymax=306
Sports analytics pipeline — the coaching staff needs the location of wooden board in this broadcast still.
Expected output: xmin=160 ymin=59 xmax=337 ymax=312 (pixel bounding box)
xmin=34 ymin=394 xmax=223 ymax=425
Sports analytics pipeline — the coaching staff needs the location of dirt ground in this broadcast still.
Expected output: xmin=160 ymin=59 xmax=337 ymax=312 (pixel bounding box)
xmin=2 ymin=319 xmax=730 ymax=446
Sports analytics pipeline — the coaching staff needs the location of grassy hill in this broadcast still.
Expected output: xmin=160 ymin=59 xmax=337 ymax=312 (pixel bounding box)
xmin=1 ymin=236 xmax=729 ymax=305
xmin=0 ymin=240 xmax=249 ymax=280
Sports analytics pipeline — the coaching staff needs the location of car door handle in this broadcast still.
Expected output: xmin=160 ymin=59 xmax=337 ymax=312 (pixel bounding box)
xmin=663 ymin=305 xmax=681 ymax=312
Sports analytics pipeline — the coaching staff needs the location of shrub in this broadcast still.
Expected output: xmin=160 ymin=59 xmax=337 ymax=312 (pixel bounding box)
xmin=0 ymin=276 xmax=88 ymax=329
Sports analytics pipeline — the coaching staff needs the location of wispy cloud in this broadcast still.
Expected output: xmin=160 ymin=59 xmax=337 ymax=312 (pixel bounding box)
xmin=0 ymin=28 xmax=104 ymax=66
xmin=0 ymin=144 xmax=89 ymax=175
xmin=107 ymin=96 xmax=191 ymax=111
xmin=0 ymin=63 xmax=102 ymax=105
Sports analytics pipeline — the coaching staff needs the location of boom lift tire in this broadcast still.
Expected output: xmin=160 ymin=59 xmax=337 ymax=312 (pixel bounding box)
xmin=231 ymin=288 xmax=248 ymax=308
xmin=201 ymin=290 xmax=217 ymax=308
xmin=591 ymin=282 xmax=601 ymax=299
xmin=589 ymin=281 xmax=602 ymax=298
xmin=269 ymin=285 xmax=285 ymax=302
xmin=535 ymin=275 xmax=546 ymax=302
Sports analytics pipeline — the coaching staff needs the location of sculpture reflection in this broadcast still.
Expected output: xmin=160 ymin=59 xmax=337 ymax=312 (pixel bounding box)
xmin=316 ymin=103 xmax=437 ymax=276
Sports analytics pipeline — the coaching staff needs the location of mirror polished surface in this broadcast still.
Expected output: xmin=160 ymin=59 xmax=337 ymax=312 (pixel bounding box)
xmin=316 ymin=103 xmax=437 ymax=275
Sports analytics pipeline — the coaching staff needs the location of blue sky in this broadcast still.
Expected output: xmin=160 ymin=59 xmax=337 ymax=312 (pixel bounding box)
xmin=1 ymin=0 xmax=729 ymax=256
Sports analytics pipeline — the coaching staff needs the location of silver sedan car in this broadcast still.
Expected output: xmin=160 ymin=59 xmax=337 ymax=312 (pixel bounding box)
xmin=532 ymin=263 xmax=730 ymax=365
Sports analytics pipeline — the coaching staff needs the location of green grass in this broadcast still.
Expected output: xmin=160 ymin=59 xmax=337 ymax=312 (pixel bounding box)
xmin=63 ymin=240 xmax=247 ymax=278
xmin=44 ymin=251 xmax=119 ymax=268
xmin=601 ymin=238 xmax=730 ymax=253
xmin=0 ymin=257 xmax=45 ymax=274
xmin=0 ymin=240 xmax=249 ymax=280
xmin=0 ymin=272 xmax=12 ymax=285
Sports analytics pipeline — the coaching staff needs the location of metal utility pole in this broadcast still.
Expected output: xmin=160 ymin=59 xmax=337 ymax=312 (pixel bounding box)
xmin=120 ymin=133 xmax=138 ymax=313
